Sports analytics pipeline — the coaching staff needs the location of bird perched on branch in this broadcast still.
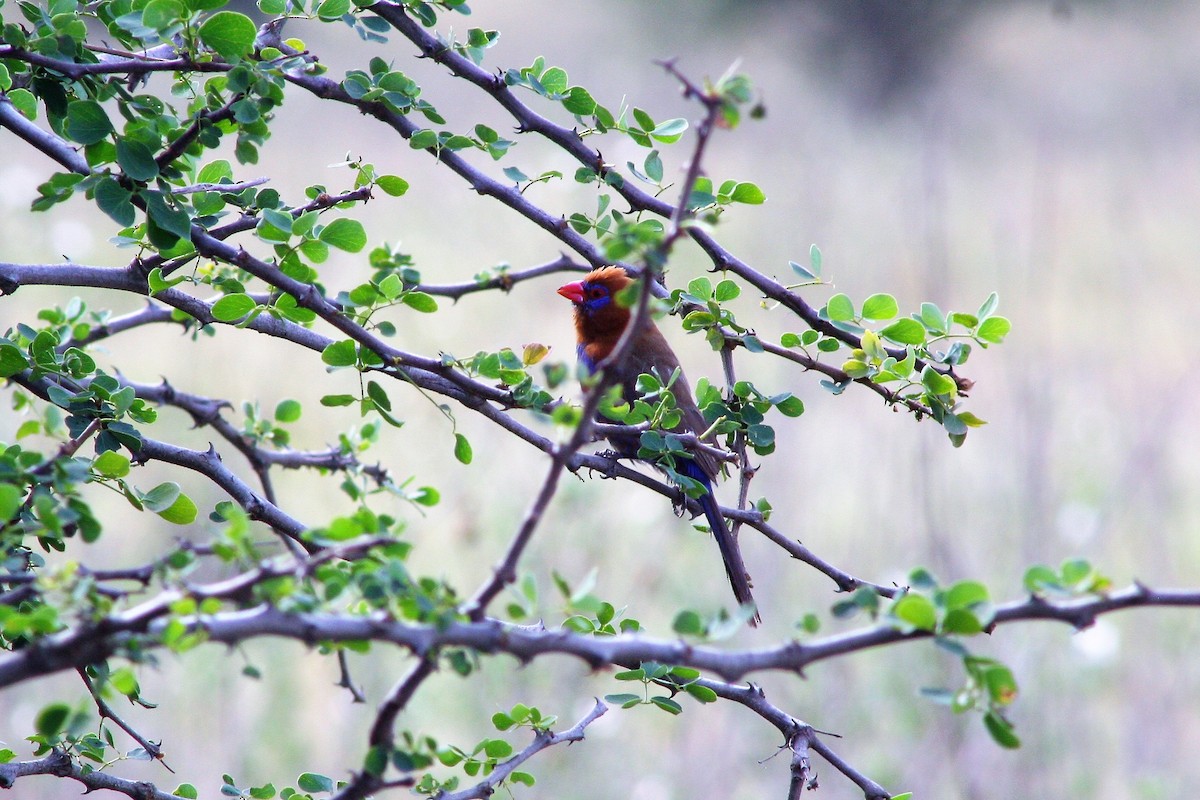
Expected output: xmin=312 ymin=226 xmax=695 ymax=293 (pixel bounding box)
xmin=557 ymin=266 xmax=760 ymax=626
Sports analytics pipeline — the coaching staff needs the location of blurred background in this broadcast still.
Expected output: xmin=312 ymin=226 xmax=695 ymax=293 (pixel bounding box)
xmin=4 ymin=0 xmax=1200 ymax=797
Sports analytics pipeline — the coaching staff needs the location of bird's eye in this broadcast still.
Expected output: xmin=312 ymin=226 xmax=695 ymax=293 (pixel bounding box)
xmin=587 ymin=287 xmax=605 ymax=298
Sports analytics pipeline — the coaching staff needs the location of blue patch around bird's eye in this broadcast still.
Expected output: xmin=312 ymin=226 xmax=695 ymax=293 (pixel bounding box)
xmin=582 ymin=285 xmax=611 ymax=313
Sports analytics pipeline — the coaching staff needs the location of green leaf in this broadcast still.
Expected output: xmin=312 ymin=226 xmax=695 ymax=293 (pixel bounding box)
xmin=1023 ymin=565 xmax=1058 ymax=593
xmin=983 ymin=711 xmax=1021 ymax=749
xmin=143 ymin=191 xmax=192 ymax=243
xmin=920 ymin=687 xmax=955 ymax=707
xmin=376 ymin=175 xmax=409 ymax=196
xmin=321 ymin=340 xmax=358 ymax=367
xmin=729 ymin=182 xmax=765 ymax=204
xmin=562 ymin=87 xmax=596 ymax=115
xmin=816 ymin=337 xmax=840 ymax=353
xmin=879 ymin=318 xmax=926 ymax=345
xmin=210 ymin=293 xmax=256 ymax=322
xmin=147 ymin=269 xmax=186 ymax=297
xmin=454 ymin=433 xmax=473 ymax=464
xmin=672 ymin=610 xmax=704 ymax=636
xmin=93 ymin=451 xmax=131 ymax=478
xmin=826 ymin=293 xmax=854 ymax=322
xmin=956 ymin=411 xmax=987 ymax=427
xmin=483 ymin=739 xmax=512 ymax=758
xmin=66 ymin=101 xmax=113 ymax=145
xmin=789 ymin=260 xmax=816 ymax=281
xmin=540 ymin=66 xmax=568 ymax=94
xmin=321 ymin=394 xmax=356 ymax=407
xmin=944 ymin=580 xmax=989 ymax=610
xmin=919 ymin=302 xmax=946 ymax=333
xmin=316 ymin=0 xmax=350 ymax=20
xmin=983 ymin=664 xmax=1018 ymax=705
xmin=110 ymin=666 xmax=139 ymax=697
xmin=860 ymin=293 xmax=898 ymax=321
xmin=274 ymin=399 xmax=302 ymax=423
xmin=649 ymin=696 xmax=683 ymax=715
xmin=442 ymin=135 xmax=475 ymax=151
xmin=319 ymin=218 xmax=367 ymax=252
xmin=684 ymin=683 xmax=718 ymax=703
xmin=116 ymin=138 xmax=160 ymax=181
xmin=841 ymin=358 xmax=869 ymax=379
xmin=921 ymin=366 xmax=957 ymax=397
xmin=687 ymin=277 xmax=712 ymax=300
xmin=7 ymin=88 xmax=37 ymax=120
xmin=0 ymin=483 xmax=23 ymax=520
xmin=412 ymin=486 xmax=439 ymax=506
xmin=649 ymin=118 xmax=687 ymax=144
xmin=977 ymin=316 xmax=1011 ymax=344
xmin=909 ymin=567 xmax=938 ymax=590
xmin=94 ymin=177 xmax=136 ymax=226
xmin=633 ymin=107 xmax=656 ymax=131
xmin=401 ymin=291 xmax=438 ymax=313
xmin=366 ymin=380 xmax=391 ymax=412
xmin=296 ymin=773 xmax=334 ymax=793
xmin=410 ymin=129 xmax=438 ymax=149
xmin=942 ymin=609 xmax=984 ymax=635
xmin=774 ymin=394 xmax=804 ymax=417
xmin=713 ymin=279 xmax=740 ymax=302
xmin=644 ymin=150 xmax=663 ymax=183
xmin=860 ymin=329 xmax=885 ymax=361
xmin=197 ymin=159 xmax=232 ymax=183
xmin=199 ymin=11 xmax=257 ymax=61
xmin=746 ymin=423 xmax=774 ymax=449
xmin=0 ymin=343 xmax=30 ymax=377
xmin=977 ymin=291 xmax=1000 ymax=319
xmin=951 ymin=312 xmax=978 ymax=329
xmin=141 ymin=481 xmax=182 ymax=513
xmin=173 ymin=784 xmax=199 ymax=799
xmin=362 ymin=747 xmax=388 ymax=776
xmin=35 ymin=703 xmax=71 ymax=737
xmin=892 ymin=594 xmax=937 ymax=631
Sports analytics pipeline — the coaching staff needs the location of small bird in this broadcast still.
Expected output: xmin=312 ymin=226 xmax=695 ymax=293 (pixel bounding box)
xmin=558 ymin=266 xmax=760 ymax=626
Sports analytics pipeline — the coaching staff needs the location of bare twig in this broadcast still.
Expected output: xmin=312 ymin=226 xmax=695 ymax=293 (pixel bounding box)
xmin=336 ymin=650 xmax=367 ymax=704
xmin=416 ymin=255 xmax=588 ymax=299
xmin=77 ymin=667 xmax=174 ymax=772
xmin=172 ymin=177 xmax=270 ymax=195
xmin=435 ymin=699 xmax=607 ymax=800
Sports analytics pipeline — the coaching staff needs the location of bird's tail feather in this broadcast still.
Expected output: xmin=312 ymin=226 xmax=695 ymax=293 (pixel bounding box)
xmin=684 ymin=463 xmax=761 ymax=627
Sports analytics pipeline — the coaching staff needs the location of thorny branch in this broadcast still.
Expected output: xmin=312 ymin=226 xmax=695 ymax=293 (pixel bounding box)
xmin=8 ymin=581 xmax=1196 ymax=690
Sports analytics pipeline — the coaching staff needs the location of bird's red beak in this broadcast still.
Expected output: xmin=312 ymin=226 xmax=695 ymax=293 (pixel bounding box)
xmin=557 ymin=281 xmax=585 ymax=304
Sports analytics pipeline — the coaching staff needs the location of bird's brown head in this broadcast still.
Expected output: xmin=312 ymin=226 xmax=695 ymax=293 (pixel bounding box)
xmin=557 ymin=267 xmax=633 ymax=343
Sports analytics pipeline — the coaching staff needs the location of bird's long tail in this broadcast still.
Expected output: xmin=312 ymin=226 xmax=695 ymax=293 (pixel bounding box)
xmin=683 ymin=462 xmax=761 ymax=627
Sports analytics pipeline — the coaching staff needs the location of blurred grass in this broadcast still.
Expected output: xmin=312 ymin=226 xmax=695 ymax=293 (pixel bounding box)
xmin=4 ymin=1 xmax=1200 ymax=798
